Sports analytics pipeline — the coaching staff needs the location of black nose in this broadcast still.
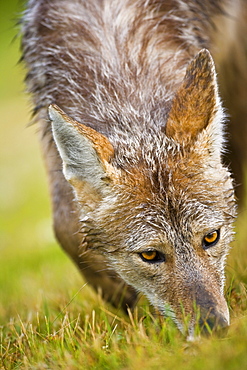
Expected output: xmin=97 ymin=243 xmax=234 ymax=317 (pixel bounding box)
xmin=199 ymin=310 xmax=229 ymax=334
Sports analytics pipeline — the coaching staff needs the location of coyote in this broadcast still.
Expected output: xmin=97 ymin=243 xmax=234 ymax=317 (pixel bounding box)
xmin=21 ymin=0 xmax=246 ymax=335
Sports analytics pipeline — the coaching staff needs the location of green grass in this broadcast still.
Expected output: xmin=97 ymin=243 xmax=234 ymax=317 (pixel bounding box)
xmin=1 ymin=1 xmax=247 ymax=369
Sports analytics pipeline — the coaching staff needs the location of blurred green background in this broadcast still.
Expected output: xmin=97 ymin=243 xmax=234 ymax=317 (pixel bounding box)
xmin=0 ymin=0 xmax=51 ymax=252
xmin=0 ymin=0 xmax=82 ymax=321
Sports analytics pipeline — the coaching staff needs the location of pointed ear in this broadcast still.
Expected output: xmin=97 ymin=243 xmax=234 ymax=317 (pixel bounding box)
xmin=49 ymin=104 xmax=115 ymax=203
xmin=165 ymin=49 xmax=224 ymax=156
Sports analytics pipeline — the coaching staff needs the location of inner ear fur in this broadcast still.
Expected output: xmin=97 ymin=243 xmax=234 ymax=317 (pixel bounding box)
xmin=165 ymin=49 xmax=222 ymax=145
xmin=49 ymin=104 xmax=116 ymax=202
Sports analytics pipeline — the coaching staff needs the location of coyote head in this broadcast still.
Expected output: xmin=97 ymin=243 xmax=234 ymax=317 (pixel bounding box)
xmin=49 ymin=50 xmax=236 ymax=336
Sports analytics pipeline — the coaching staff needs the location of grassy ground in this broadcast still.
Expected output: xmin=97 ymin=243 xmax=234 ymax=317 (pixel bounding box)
xmin=1 ymin=1 xmax=247 ymax=369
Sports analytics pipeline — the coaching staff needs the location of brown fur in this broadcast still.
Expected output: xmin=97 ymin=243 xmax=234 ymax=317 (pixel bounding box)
xmin=20 ymin=0 xmax=245 ymax=335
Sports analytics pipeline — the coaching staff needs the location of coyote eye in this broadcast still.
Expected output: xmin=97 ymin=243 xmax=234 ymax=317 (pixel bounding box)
xmin=139 ymin=250 xmax=165 ymax=263
xmin=203 ymin=230 xmax=220 ymax=249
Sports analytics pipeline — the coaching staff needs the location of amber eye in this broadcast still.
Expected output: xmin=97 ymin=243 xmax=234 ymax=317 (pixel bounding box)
xmin=203 ymin=230 xmax=220 ymax=249
xmin=139 ymin=250 xmax=165 ymax=263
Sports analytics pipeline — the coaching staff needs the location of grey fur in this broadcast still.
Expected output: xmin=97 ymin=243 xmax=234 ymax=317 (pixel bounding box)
xmin=21 ymin=0 xmax=241 ymax=335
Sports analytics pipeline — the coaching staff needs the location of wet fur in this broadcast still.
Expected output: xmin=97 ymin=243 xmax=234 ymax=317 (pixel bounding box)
xmin=21 ymin=0 xmax=245 ymax=332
